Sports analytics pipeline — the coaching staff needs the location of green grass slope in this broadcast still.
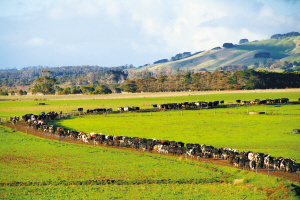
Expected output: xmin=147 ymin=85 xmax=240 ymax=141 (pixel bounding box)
xmin=137 ymin=36 xmax=300 ymax=72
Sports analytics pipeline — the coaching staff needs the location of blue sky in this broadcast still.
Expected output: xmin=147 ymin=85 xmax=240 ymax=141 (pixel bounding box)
xmin=0 ymin=0 xmax=299 ymax=69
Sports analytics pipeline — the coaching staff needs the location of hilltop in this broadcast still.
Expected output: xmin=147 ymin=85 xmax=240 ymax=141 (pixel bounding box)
xmin=134 ymin=35 xmax=300 ymax=73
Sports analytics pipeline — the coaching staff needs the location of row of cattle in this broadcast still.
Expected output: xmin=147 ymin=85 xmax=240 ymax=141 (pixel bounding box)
xmin=153 ymin=101 xmax=223 ymax=110
xmin=79 ymin=97 xmax=293 ymax=114
xmin=240 ymin=98 xmax=289 ymax=105
xmin=17 ymin=112 xmax=298 ymax=173
xmin=149 ymin=98 xmax=290 ymax=111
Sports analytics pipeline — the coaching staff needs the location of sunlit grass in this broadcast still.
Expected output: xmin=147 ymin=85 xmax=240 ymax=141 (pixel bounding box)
xmin=0 ymin=126 xmax=298 ymax=199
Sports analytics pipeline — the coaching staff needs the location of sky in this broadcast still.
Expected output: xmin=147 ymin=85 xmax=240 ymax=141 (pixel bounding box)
xmin=0 ymin=0 xmax=300 ymax=69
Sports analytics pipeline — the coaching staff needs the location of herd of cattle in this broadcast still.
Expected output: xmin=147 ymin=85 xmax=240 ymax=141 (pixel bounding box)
xmin=154 ymin=98 xmax=290 ymax=110
xmin=85 ymin=98 xmax=291 ymax=114
xmin=8 ymin=108 xmax=298 ymax=174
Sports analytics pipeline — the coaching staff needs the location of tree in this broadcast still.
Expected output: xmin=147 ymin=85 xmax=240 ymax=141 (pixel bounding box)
xmin=17 ymin=89 xmax=27 ymax=95
xmin=124 ymin=80 xmax=137 ymax=93
xmin=31 ymin=76 xmax=58 ymax=95
xmin=63 ymin=87 xmax=71 ymax=94
xmin=41 ymin=70 xmax=51 ymax=77
xmin=93 ymin=85 xmax=112 ymax=94
xmin=0 ymin=91 xmax=8 ymax=96
xmin=80 ymin=86 xmax=94 ymax=94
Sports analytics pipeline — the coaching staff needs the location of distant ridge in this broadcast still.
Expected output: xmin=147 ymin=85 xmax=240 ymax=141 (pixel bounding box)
xmin=133 ymin=32 xmax=300 ymax=73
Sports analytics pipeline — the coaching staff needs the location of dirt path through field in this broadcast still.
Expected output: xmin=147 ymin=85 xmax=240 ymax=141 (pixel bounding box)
xmin=3 ymin=122 xmax=300 ymax=184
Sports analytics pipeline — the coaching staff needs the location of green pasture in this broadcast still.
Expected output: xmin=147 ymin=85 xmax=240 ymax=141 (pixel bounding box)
xmin=0 ymin=126 xmax=298 ymax=199
xmin=53 ymin=104 xmax=300 ymax=161
xmin=1 ymin=91 xmax=300 ymax=161
xmin=0 ymin=91 xmax=299 ymax=118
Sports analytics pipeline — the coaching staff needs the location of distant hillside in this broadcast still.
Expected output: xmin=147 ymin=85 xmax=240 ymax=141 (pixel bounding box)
xmin=133 ymin=35 xmax=300 ymax=73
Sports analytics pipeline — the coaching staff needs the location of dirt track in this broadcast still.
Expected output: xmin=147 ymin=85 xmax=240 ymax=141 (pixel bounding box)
xmin=3 ymin=121 xmax=300 ymax=184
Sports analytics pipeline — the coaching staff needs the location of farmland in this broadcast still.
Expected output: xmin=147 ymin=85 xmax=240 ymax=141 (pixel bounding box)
xmin=1 ymin=90 xmax=300 ymax=199
xmin=0 ymin=126 xmax=299 ymax=199
xmin=53 ymin=104 xmax=300 ymax=161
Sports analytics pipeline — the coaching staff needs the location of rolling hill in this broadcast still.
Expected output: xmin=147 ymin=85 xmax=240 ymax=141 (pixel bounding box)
xmin=135 ymin=36 xmax=300 ymax=73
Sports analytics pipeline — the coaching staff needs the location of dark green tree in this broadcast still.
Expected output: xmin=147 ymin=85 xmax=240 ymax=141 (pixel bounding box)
xmin=124 ymin=80 xmax=137 ymax=93
xmin=31 ymin=76 xmax=58 ymax=95
xmin=93 ymin=85 xmax=112 ymax=94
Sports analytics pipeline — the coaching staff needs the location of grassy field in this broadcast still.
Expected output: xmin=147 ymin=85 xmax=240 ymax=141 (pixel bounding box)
xmin=53 ymin=104 xmax=300 ymax=161
xmin=1 ymin=91 xmax=299 ymax=161
xmin=1 ymin=91 xmax=300 ymax=198
xmin=0 ymin=126 xmax=298 ymax=199
xmin=0 ymin=90 xmax=299 ymax=118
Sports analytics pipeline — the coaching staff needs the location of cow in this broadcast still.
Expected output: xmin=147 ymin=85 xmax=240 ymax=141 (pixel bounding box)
xmin=249 ymin=159 xmax=256 ymax=170
xmin=233 ymin=157 xmax=240 ymax=168
xmin=263 ymin=154 xmax=273 ymax=169
xmin=78 ymin=132 xmax=89 ymax=143
xmin=212 ymin=148 xmax=219 ymax=159
xmin=254 ymin=153 xmax=264 ymax=168
xmin=279 ymin=98 xmax=289 ymax=104
xmin=11 ymin=116 xmax=19 ymax=125
xmin=280 ymin=158 xmax=295 ymax=172
xmin=274 ymin=157 xmax=283 ymax=171
xmin=22 ymin=114 xmax=34 ymax=123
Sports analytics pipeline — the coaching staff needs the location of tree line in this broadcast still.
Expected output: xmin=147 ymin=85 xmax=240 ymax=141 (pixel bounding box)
xmin=1 ymin=68 xmax=300 ymax=96
xmin=123 ymin=69 xmax=300 ymax=93
xmin=0 ymin=65 xmax=133 ymax=88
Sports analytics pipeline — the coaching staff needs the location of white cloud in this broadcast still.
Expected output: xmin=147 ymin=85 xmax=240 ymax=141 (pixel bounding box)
xmin=26 ymin=37 xmax=46 ymax=46
xmin=1 ymin=0 xmax=300 ymax=68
